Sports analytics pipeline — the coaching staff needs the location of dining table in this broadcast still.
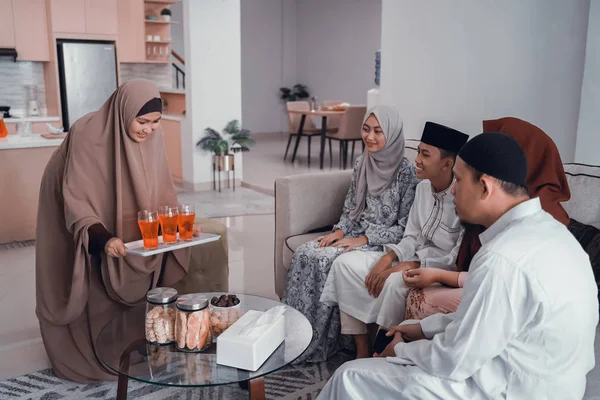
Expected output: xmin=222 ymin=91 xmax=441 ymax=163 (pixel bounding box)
xmin=287 ymin=109 xmax=346 ymax=170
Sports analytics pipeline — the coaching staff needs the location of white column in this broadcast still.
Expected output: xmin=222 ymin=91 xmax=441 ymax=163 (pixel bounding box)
xmin=181 ymin=0 xmax=242 ymax=190
xmin=576 ymin=0 xmax=600 ymax=165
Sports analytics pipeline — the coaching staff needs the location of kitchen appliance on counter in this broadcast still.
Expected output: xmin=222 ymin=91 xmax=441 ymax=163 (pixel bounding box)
xmin=0 ymin=106 xmax=11 ymax=118
xmin=57 ymin=40 xmax=118 ymax=131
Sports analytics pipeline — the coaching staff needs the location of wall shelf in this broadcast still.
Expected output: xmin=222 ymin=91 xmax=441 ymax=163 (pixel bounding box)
xmin=146 ymin=40 xmax=173 ymax=44
xmin=145 ymin=20 xmax=178 ymax=24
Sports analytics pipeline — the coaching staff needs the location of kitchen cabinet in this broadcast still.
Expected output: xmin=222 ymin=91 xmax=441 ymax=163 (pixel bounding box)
xmin=117 ymin=0 xmax=145 ymax=63
xmin=0 ymin=0 xmax=16 ymax=48
xmin=50 ymin=0 xmax=86 ymax=34
xmin=12 ymin=0 xmax=50 ymax=61
xmin=85 ymin=0 xmax=117 ymax=36
xmin=50 ymin=0 xmax=117 ymax=36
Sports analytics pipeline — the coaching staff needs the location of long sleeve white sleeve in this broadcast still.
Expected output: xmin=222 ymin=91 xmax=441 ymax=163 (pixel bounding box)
xmin=393 ymin=251 xmax=528 ymax=381
xmin=383 ymin=188 xmax=422 ymax=262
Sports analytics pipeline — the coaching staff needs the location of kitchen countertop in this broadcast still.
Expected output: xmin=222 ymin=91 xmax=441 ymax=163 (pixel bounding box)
xmin=3 ymin=116 xmax=61 ymax=124
xmin=0 ymin=134 xmax=64 ymax=150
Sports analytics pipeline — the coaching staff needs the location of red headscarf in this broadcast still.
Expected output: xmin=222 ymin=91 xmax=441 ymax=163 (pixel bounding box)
xmin=456 ymin=117 xmax=571 ymax=271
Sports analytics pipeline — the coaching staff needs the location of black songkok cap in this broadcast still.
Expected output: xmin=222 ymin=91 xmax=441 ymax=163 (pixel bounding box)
xmin=458 ymin=132 xmax=528 ymax=186
xmin=136 ymin=97 xmax=163 ymax=117
xmin=421 ymin=122 xmax=469 ymax=154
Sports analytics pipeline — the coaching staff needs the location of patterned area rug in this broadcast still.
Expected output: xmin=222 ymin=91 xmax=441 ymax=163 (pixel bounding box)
xmin=0 ymin=353 xmax=351 ymax=399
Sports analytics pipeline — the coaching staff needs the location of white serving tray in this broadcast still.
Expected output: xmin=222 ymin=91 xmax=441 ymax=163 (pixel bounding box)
xmin=125 ymin=233 xmax=220 ymax=257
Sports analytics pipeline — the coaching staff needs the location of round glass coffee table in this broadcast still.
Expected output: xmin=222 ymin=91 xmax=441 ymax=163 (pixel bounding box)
xmin=96 ymin=293 xmax=312 ymax=400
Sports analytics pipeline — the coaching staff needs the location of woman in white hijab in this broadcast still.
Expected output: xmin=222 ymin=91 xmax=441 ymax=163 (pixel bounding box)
xmin=282 ymin=105 xmax=419 ymax=363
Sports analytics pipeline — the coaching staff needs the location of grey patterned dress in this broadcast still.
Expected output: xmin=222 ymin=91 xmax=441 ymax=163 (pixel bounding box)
xmin=282 ymin=157 xmax=418 ymax=363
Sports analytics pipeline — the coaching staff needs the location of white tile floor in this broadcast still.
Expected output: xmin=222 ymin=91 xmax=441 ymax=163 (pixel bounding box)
xmin=0 ymin=132 xmax=343 ymax=380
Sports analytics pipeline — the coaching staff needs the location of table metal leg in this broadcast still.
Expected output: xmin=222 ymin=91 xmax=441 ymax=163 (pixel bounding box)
xmin=320 ymin=116 xmax=327 ymax=169
xmin=233 ymin=167 xmax=236 ymax=191
xmin=116 ymin=347 xmax=131 ymax=400
xmin=249 ymin=377 xmax=266 ymax=400
xmin=291 ymin=115 xmax=306 ymax=163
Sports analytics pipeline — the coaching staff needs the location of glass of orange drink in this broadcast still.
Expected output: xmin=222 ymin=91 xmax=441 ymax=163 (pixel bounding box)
xmin=158 ymin=206 xmax=179 ymax=244
xmin=178 ymin=204 xmax=195 ymax=241
xmin=138 ymin=210 xmax=159 ymax=249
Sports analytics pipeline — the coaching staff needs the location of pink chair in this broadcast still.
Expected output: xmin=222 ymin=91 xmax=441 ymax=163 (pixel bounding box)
xmin=322 ymin=100 xmax=344 ymax=131
xmin=284 ymin=101 xmax=320 ymax=162
xmin=326 ymin=105 xmax=367 ymax=169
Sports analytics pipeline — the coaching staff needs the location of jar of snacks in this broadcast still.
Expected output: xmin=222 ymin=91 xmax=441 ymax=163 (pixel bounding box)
xmin=175 ymin=294 xmax=212 ymax=352
xmin=210 ymin=294 xmax=244 ymax=340
xmin=145 ymin=287 xmax=178 ymax=345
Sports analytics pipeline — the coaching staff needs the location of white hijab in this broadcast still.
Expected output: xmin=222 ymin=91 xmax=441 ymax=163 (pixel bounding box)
xmin=348 ymin=105 xmax=406 ymax=221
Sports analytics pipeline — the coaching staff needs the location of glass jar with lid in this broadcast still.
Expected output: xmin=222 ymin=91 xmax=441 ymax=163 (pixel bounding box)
xmin=175 ymin=294 xmax=212 ymax=352
xmin=145 ymin=287 xmax=178 ymax=344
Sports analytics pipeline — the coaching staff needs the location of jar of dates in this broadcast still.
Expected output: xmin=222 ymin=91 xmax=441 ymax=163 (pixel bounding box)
xmin=175 ymin=294 xmax=212 ymax=352
xmin=145 ymin=287 xmax=178 ymax=344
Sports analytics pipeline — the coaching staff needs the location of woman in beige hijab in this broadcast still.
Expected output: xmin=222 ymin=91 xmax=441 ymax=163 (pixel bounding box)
xmin=35 ymin=79 xmax=193 ymax=382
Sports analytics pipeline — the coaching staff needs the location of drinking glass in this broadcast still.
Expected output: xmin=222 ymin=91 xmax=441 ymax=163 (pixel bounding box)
xmin=138 ymin=210 xmax=159 ymax=249
xmin=178 ymin=204 xmax=196 ymax=241
xmin=158 ymin=206 xmax=179 ymax=244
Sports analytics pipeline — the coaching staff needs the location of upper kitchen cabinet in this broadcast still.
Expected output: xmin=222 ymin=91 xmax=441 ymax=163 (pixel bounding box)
xmin=50 ymin=0 xmax=117 ymax=36
xmin=50 ymin=0 xmax=86 ymax=34
xmin=117 ymin=0 xmax=145 ymax=63
xmin=12 ymin=0 xmax=50 ymax=61
xmin=85 ymin=0 xmax=117 ymax=36
xmin=0 ymin=0 xmax=16 ymax=48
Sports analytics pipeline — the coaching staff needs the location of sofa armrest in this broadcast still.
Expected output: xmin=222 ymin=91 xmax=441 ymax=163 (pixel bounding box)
xmin=274 ymin=170 xmax=353 ymax=298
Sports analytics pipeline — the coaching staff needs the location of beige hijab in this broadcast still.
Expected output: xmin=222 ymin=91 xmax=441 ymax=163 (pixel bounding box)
xmin=36 ymin=79 xmax=190 ymax=326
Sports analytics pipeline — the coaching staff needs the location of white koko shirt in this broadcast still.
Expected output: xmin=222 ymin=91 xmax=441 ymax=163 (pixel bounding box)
xmin=384 ymin=179 xmax=464 ymax=268
xmin=390 ymin=198 xmax=598 ymax=399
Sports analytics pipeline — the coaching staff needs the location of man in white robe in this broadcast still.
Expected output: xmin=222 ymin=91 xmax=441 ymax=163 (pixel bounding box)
xmin=320 ymin=122 xmax=468 ymax=357
xmin=318 ymin=132 xmax=598 ymax=399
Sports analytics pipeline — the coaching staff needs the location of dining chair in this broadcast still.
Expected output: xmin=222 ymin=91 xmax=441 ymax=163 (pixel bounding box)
xmin=284 ymin=101 xmax=320 ymax=161
xmin=322 ymin=100 xmax=344 ymax=131
xmin=326 ymin=105 xmax=367 ymax=169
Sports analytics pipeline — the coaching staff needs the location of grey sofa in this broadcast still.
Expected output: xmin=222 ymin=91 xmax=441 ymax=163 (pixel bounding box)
xmin=274 ymin=160 xmax=600 ymax=394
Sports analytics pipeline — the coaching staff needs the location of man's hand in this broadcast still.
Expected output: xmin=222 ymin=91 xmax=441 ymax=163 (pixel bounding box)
xmin=387 ymin=323 xmax=426 ymax=343
xmin=403 ymin=267 xmax=441 ymax=288
xmin=374 ymin=331 xmax=404 ymax=358
xmin=332 ymin=236 xmax=368 ymax=253
xmin=105 ymin=237 xmax=127 ymax=258
xmin=365 ymin=253 xmax=394 ymax=292
xmin=317 ymin=230 xmax=344 ymax=247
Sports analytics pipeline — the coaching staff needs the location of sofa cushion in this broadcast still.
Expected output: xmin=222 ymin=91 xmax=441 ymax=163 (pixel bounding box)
xmin=282 ymin=231 xmax=329 ymax=272
xmin=563 ymin=164 xmax=600 ymax=230
xmin=568 ymin=218 xmax=600 ymax=306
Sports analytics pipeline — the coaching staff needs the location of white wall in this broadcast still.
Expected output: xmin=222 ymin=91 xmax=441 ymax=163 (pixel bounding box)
xmin=241 ymin=0 xmax=296 ymax=134
xmin=380 ymin=0 xmax=590 ymax=163
xmin=182 ymin=0 xmax=242 ymax=188
xmin=240 ymin=0 xmax=381 ymax=134
xmin=295 ymin=0 xmax=381 ymax=106
xmin=170 ymin=2 xmax=184 ymax=59
xmin=576 ymin=0 xmax=600 ymax=165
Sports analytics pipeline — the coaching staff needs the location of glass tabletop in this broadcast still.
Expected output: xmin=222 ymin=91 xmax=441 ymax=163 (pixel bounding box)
xmin=96 ymin=293 xmax=312 ymax=388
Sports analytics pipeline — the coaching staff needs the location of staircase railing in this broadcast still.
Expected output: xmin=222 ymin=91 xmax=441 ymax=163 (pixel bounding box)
xmin=171 ymin=50 xmax=185 ymax=89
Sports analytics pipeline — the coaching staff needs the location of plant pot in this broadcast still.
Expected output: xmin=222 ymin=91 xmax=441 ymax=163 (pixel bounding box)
xmin=213 ymin=154 xmax=234 ymax=171
xmin=161 ymin=15 xmax=171 ymax=22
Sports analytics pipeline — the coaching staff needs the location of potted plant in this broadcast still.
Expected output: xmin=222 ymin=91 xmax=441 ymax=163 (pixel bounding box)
xmin=160 ymin=8 xmax=172 ymax=22
xmin=196 ymin=120 xmax=255 ymax=171
xmin=279 ymin=84 xmax=310 ymax=102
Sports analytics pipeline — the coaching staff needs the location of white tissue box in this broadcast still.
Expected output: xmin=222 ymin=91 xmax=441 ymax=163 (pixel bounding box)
xmin=216 ymin=309 xmax=285 ymax=371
